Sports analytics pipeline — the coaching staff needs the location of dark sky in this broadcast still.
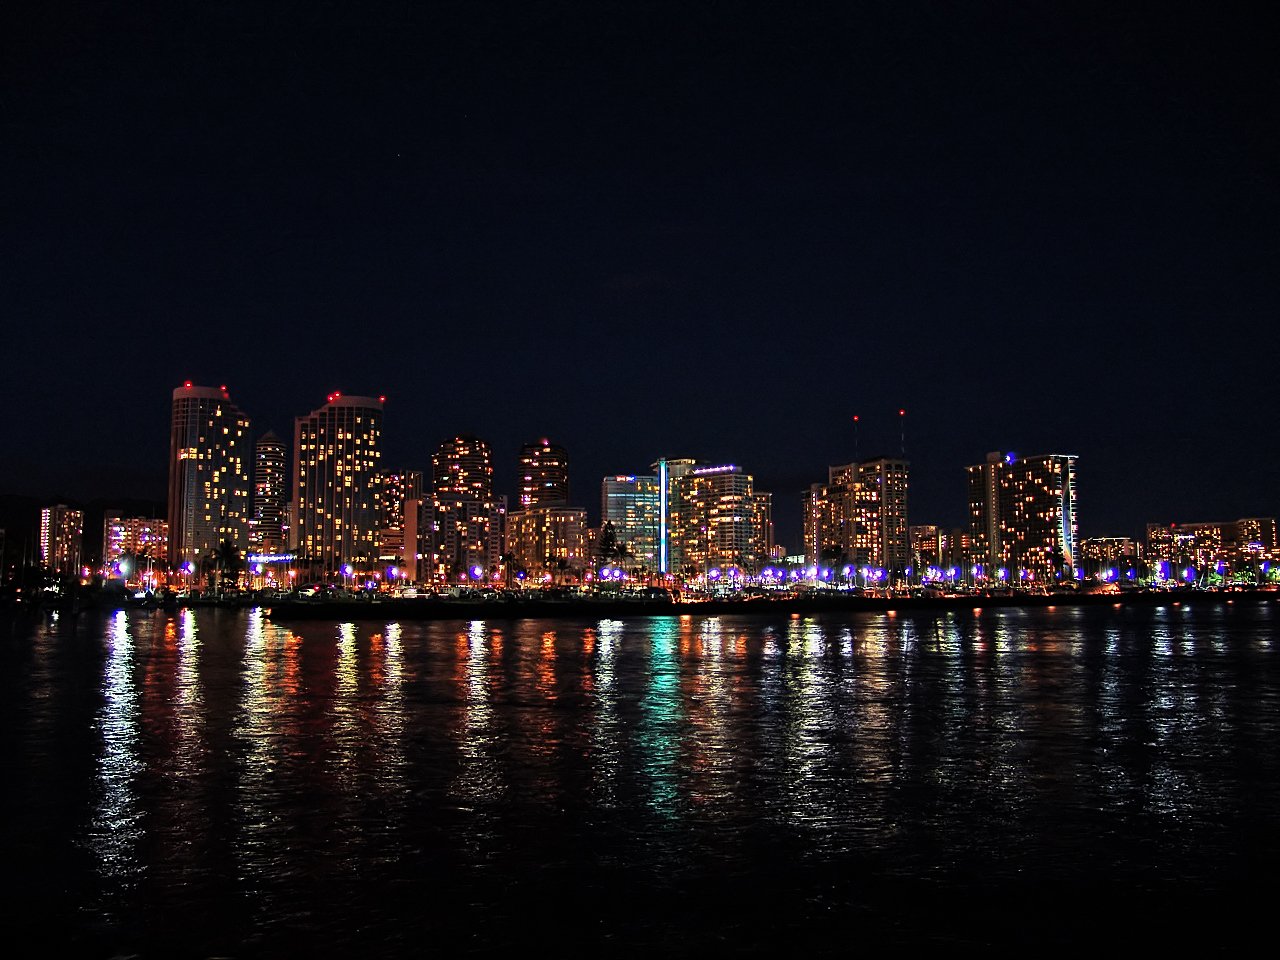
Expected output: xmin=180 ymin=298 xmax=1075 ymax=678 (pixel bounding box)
xmin=2 ymin=1 xmax=1276 ymax=549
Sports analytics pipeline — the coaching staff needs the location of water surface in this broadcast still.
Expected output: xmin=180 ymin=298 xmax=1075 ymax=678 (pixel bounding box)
xmin=5 ymin=601 xmax=1278 ymax=956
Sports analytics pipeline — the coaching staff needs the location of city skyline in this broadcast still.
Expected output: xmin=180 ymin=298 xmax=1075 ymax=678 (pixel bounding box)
xmin=2 ymin=4 xmax=1275 ymax=549
xmin=2 ymin=379 xmax=1278 ymax=557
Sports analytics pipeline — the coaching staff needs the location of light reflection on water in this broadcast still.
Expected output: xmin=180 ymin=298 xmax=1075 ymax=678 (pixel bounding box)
xmin=6 ymin=601 xmax=1280 ymax=954
xmin=89 ymin=610 xmax=144 ymax=886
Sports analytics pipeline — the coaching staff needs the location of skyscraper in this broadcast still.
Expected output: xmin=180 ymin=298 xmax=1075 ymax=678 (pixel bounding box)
xmin=432 ymin=434 xmax=494 ymax=499
xmin=102 ymin=515 xmax=168 ymax=574
xmin=293 ymin=392 xmax=384 ymax=575
xmin=430 ymin=435 xmax=504 ymax=582
xmin=168 ymin=383 xmax=252 ymax=570
xmin=967 ymin=451 xmax=1078 ymax=579
xmin=804 ymin=457 xmax=910 ymax=579
xmin=373 ymin=469 xmax=423 ymax=571
xmin=518 ymin=438 xmax=570 ymax=507
xmin=600 ymin=474 xmax=661 ymax=573
xmin=859 ymin=457 xmax=910 ymax=576
xmin=39 ymin=504 xmax=83 ymax=575
xmin=664 ymin=462 xmax=772 ymax=577
xmin=250 ymin=431 xmax=288 ymax=554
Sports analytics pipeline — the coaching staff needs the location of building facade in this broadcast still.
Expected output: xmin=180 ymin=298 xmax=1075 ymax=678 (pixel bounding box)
xmin=518 ymin=438 xmax=570 ymax=508
xmin=601 ymin=474 xmax=661 ymax=574
xmin=373 ymin=470 xmax=423 ymax=573
xmin=39 ymin=504 xmax=83 ymax=575
xmin=967 ymin=451 xmax=1078 ymax=579
xmin=1145 ymin=518 xmax=1277 ymax=572
xmin=250 ymin=431 xmax=288 ymax=554
xmin=432 ymin=434 xmax=494 ymax=499
xmin=293 ymin=392 xmax=384 ymax=575
xmin=505 ymin=505 xmax=589 ymax=581
xmin=102 ymin=515 xmax=168 ymax=576
xmin=804 ymin=458 xmax=910 ymax=579
xmin=429 ymin=435 xmax=504 ymax=583
xmin=665 ymin=462 xmax=772 ymax=577
xmin=167 ymin=383 xmax=252 ymax=570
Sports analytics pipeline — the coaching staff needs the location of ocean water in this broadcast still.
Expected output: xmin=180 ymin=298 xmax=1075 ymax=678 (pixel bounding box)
xmin=5 ymin=599 xmax=1278 ymax=956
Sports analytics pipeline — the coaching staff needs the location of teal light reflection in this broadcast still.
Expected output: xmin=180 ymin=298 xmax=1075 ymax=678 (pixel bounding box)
xmin=639 ymin=617 xmax=682 ymax=819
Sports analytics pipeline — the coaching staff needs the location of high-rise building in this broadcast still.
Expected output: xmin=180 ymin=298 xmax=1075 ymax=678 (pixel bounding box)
xmin=432 ymin=434 xmax=494 ymax=499
xmin=373 ymin=470 xmax=423 ymax=569
xmin=967 ymin=451 xmax=1078 ymax=578
xmin=250 ymin=431 xmax=288 ymax=554
xmin=909 ymin=525 xmax=944 ymax=569
xmin=804 ymin=458 xmax=910 ymax=578
xmin=653 ymin=458 xmax=699 ymax=574
xmin=860 ymin=458 xmax=910 ymax=575
xmin=601 ymin=474 xmax=661 ymax=573
xmin=102 ymin=515 xmax=168 ymax=574
xmin=519 ymin=438 xmax=570 ymax=508
xmin=664 ymin=462 xmax=772 ymax=577
xmin=429 ymin=435 xmax=504 ymax=582
xmin=168 ymin=383 xmax=252 ymax=570
xmin=506 ymin=505 xmax=589 ymax=580
xmin=39 ymin=504 xmax=83 ymax=575
xmin=293 ymin=392 xmax=384 ymax=575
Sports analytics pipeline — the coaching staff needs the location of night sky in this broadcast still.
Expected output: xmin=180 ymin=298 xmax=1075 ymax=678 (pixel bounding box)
xmin=3 ymin=1 xmax=1275 ymax=550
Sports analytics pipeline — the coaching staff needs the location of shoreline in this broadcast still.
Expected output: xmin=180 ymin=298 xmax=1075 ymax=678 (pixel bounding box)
xmin=258 ymin=587 xmax=1280 ymax=622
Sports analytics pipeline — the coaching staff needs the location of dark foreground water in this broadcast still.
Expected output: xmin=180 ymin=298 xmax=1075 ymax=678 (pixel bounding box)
xmin=5 ymin=600 xmax=1279 ymax=957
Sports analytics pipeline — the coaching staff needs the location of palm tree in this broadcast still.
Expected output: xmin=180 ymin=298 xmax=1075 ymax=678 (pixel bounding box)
xmin=499 ymin=552 xmax=519 ymax=589
xmin=206 ymin=540 xmax=245 ymax=594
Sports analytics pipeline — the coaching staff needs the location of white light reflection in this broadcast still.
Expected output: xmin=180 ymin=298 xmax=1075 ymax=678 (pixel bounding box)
xmin=89 ymin=610 xmax=144 ymax=883
xmin=451 ymin=620 xmax=504 ymax=804
xmin=173 ymin=607 xmax=203 ymax=770
xmin=778 ymin=619 xmax=839 ymax=832
xmin=590 ymin=618 xmax=624 ymax=807
xmin=686 ymin=616 xmax=733 ymax=809
xmin=233 ymin=608 xmax=299 ymax=918
xmin=333 ymin=622 xmax=360 ymax=791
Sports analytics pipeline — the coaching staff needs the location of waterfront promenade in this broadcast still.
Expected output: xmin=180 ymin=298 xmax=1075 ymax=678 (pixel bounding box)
xmin=259 ymin=585 xmax=1279 ymax=622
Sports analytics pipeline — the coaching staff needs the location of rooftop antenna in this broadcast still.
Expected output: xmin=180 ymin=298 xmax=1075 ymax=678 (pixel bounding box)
xmin=852 ymin=414 xmax=860 ymax=463
xmin=899 ymin=408 xmax=906 ymax=457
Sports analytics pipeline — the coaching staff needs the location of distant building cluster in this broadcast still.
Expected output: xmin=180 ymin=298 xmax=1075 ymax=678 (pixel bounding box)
xmin=1145 ymin=518 xmax=1277 ymax=572
xmin=12 ymin=383 xmax=1278 ymax=592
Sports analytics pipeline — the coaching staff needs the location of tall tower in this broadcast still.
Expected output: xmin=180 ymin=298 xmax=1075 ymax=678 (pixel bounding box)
xmin=518 ymin=438 xmax=570 ymax=507
xmin=804 ymin=457 xmax=909 ymax=580
xmin=967 ymin=451 xmax=1078 ymax=579
xmin=859 ymin=457 xmax=910 ymax=577
xmin=293 ymin=392 xmax=384 ymax=575
xmin=39 ymin=504 xmax=83 ymax=575
xmin=600 ymin=474 xmax=661 ymax=573
xmin=168 ymin=383 xmax=252 ymax=569
xmin=432 ymin=434 xmax=494 ymax=499
xmin=251 ymin=431 xmax=288 ymax=554
xmin=665 ymin=462 xmax=771 ymax=577
xmin=430 ymin=435 xmax=504 ymax=582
